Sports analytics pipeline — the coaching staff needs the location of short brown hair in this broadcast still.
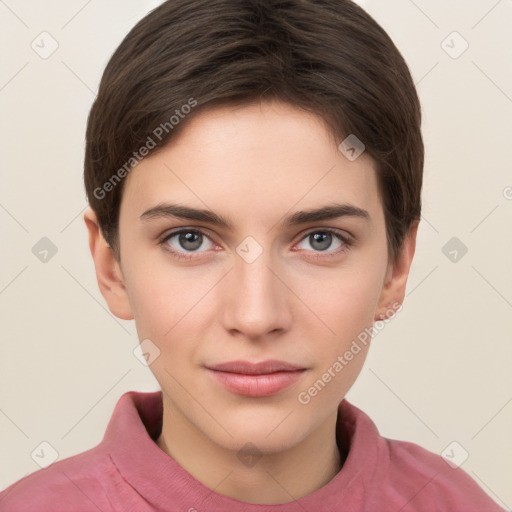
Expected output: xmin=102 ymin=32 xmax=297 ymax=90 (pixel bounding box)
xmin=84 ymin=0 xmax=423 ymax=264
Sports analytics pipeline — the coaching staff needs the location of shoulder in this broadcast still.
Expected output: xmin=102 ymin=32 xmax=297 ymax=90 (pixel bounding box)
xmin=0 ymin=447 xmax=117 ymax=512
xmin=381 ymin=438 xmax=505 ymax=511
xmin=339 ymin=401 xmax=504 ymax=511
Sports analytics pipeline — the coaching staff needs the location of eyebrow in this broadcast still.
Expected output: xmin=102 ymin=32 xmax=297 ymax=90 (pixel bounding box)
xmin=140 ymin=202 xmax=370 ymax=229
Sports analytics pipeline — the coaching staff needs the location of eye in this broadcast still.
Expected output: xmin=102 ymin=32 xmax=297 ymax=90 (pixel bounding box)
xmin=159 ymin=227 xmax=352 ymax=261
xmin=160 ymin=228 xmax=215 ymax=259
xmin=295 ymin=229 xmax=351 ymax=255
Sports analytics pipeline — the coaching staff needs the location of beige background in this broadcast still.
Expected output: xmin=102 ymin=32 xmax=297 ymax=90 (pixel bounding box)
xmin=1 ymin=0 xmax=511 ymax=507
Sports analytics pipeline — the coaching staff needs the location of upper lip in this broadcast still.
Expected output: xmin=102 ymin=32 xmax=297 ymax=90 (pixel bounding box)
xmin=206 ymin=360 xmax=306 ymax=375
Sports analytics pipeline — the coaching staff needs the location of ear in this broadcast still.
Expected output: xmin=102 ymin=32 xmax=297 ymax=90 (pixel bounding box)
xmin=374 ymin=220 xmax=419 ymax=321
xmin=83 ymin=207 xmax=134 ymax=320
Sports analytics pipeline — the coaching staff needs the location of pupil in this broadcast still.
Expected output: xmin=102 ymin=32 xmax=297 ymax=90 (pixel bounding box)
xmin=180 ymin=231 xmax=202 ymax=250
xmin=311 ymin=232 xmax=331 ymax=251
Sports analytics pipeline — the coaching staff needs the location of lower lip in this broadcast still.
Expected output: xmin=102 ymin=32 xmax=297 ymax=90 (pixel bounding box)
xmin=207 ymin=369 xmax=306 ymax=397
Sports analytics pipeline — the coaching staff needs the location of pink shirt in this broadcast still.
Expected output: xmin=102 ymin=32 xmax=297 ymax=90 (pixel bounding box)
xmin=0 ymin=390 xmax=504 ymax=511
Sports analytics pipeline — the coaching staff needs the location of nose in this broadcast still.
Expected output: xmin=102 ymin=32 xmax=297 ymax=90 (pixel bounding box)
xmin=221 ymin=247 xmax=293 ymax=341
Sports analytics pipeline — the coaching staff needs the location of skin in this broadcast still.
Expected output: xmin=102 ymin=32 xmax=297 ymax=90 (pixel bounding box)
xmin=84 ymin=99 xmax=418 ymax=505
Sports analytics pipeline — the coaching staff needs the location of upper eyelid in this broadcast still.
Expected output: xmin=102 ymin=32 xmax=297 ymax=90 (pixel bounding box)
xmin=294 ymin=229 xmax=352 ymax=249
xmin=161 ymin=227 xmax=216 ymax=244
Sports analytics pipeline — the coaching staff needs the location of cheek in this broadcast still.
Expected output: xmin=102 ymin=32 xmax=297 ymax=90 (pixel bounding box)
xmin=123 ymin=254 xmax=221 ymax=349
xmin=121 ymin=253 xmax=184 ymax=338
xmin=294 ymin=271 xmax=383 ymax=406
xmin=124 ymin=267 xmax=203 ymax=383
xmin=298 ymin=264 xmax=385 ymax=347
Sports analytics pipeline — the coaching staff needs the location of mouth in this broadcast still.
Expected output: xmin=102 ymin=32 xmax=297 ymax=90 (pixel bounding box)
xmin=205 ymin=360 xmax=308 ymax=397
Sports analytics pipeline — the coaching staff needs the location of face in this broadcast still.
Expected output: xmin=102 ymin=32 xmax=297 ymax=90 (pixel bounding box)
xmin=86 ymin=100 xmax=414 ymax=455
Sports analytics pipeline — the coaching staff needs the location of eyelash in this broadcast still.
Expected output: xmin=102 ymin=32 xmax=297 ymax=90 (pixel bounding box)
xmin=158 ymin=227 xmax=353 ymax=262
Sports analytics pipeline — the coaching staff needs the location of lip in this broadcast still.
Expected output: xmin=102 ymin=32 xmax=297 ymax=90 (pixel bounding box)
xmin=207 ymin=359 xmax=305 ymax=375
xmin=206 ymin=360 xmax=307 ymax=397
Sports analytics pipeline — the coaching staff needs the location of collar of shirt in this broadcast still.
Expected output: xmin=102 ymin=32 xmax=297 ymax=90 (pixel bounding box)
xmin=103 ymin=390 xmax=381 ymax=510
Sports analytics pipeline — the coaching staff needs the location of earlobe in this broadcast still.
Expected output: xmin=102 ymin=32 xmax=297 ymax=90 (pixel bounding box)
xmin=83 ymin=207 xmax=134 ymax=321
xmin=374 ymin=220 xmax=419 ymax=321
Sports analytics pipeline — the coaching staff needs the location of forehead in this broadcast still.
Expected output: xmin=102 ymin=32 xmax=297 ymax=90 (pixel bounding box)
xmin=120 ymin=101 xmax=381 ymax=223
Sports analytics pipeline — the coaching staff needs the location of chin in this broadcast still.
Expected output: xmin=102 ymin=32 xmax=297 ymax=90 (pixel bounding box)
xmin=210 ymin=412 xmax=311 ymax=454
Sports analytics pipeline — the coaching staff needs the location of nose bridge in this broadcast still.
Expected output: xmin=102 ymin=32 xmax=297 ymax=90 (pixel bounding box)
xmin=223 ymin=239 xmax=290 ymax=337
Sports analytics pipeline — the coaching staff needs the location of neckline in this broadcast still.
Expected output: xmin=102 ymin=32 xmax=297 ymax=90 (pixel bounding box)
xmin=104 ymin=390 xmax=380 ymax=510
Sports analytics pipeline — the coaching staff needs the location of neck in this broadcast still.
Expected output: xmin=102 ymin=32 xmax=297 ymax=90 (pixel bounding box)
xmin=156 ymin=399 xmax=343 ymax=505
